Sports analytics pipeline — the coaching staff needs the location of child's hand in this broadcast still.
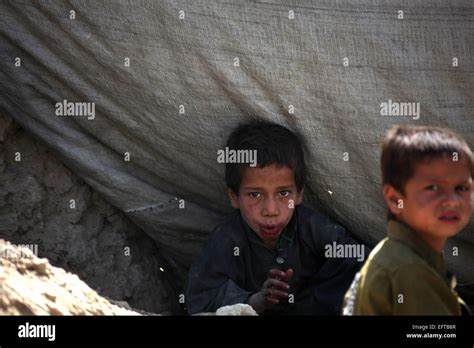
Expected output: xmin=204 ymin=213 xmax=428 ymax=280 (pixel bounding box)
xmin=271 ymin=268 xmax=293 ymax=283
xmin=247 ymin=268 xmax=293 ymax=313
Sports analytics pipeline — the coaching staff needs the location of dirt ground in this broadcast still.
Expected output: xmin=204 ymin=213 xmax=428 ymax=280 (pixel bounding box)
xmin=0 ymin=239 xmax=140 ymax=315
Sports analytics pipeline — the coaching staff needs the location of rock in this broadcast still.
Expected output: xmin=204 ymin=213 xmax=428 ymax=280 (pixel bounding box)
xmin=215 ymin=303 xmax=258 ymax=316
xmin=0 ymin=239 xmax=140 ymax=315
xmin=0 ymin=210 xmax=19 ymax=234
xmin=30 ymin=258 xmax=48 ymax=275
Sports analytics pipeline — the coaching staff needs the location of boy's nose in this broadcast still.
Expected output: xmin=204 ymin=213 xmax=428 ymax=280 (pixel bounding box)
xmin=262 ymin=197 xmax=279 ymax=216
xmin=441 ymin=191 xmax=463 ymax=208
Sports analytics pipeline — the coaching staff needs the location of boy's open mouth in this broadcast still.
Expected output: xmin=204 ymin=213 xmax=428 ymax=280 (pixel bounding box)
xmin=259 ymin=224 xmax=282 ymax=239
xmin=438 ymin=211 xmax=461 ymax=224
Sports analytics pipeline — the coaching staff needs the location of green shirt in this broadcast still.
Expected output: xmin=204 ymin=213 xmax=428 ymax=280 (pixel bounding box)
xmin=342 ymin=220 xmax=470 ymax=315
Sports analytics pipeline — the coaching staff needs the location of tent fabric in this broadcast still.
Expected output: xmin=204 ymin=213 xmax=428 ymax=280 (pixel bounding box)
xmin=1 ymin=0 xmax=473 ymax=290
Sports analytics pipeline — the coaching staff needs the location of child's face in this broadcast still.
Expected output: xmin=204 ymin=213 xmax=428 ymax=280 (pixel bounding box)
xmin=384 ymin=156 xmax=472 ymax=252
xmin=227 ymin=164 xmax=303 ymax=246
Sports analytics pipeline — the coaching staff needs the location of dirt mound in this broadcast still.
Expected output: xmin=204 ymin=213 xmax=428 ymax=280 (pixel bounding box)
xmin=0 ymin=112 xmax=174 ymax=314
xmin=0 ymin=239 xmax=140 ymax=315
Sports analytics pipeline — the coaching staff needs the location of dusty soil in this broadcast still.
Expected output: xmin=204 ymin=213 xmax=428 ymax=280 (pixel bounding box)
xmin=0 ymin=239 xmax=140 ymax=315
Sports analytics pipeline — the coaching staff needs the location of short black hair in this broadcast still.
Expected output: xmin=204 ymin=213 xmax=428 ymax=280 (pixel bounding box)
xmin=381 ymin=125 xmax=474 ymax=218
xmin=225 ymin=120 xmax=306 ymax=195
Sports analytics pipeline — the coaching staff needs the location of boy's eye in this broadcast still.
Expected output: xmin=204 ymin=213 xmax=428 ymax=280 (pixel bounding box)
xmin=456 ymin=185 xmax=470 ymax=192
xmin=248 ymin=192 xmax=261 ymax=198
xmin=425 ymin=184 xmax=439 ymax=191
xmin=279 ymin=190 xmax=290 ymax=197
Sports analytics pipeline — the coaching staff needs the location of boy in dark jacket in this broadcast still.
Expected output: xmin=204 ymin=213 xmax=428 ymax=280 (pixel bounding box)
xmin=185 ymin=121 xmax=363 ymax=315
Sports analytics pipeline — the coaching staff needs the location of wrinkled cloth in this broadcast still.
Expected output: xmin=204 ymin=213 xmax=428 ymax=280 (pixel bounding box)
xmin=0 ymin=1 xmax=473 ymax=292
xmin=185 ymin=204 xmax=363 ymax=315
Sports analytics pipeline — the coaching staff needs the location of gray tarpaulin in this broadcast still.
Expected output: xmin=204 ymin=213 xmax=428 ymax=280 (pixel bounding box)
xmin=1 ymin=1 xmax=473 ymax=293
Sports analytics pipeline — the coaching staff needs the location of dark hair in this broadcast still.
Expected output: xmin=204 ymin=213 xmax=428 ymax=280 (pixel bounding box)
xmin=381 ymin=125 xmax=473 ymax=218
xmin=225 ymin=120 xmax=306 ymax=194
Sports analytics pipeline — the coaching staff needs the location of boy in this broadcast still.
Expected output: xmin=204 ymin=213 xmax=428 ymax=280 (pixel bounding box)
xmin=184 ymin=120 xmax=363 ymax=315
xmin=343 ymin=125 xmax=472 ymax=315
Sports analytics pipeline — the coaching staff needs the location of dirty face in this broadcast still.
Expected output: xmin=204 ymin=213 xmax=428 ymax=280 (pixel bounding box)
xmin=227 ymin=164 xmax=303 ymax=248
xmin=384 ymin=156 xmax=472 ymax=252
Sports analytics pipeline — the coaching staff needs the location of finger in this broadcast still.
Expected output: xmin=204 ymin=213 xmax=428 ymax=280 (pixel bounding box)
xmin=264 ymin=288 xmax=288 ymax=300
xmin=265 ymin=297 xmax=279 ymax=305
xmin=267 ymin=278 xmax=290 ymax=291
xmin=268 ymin=269 xmax=285 ymax=279
xmin=283 ymin=268 xmax=294 ymax=282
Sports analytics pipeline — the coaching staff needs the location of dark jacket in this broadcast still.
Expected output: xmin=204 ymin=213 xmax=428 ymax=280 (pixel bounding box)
xmin=184 ymin=204 xmax=363 ymax=315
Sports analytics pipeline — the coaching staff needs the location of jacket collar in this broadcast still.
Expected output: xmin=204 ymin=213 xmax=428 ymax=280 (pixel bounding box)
xmin=387 ymin=219 xmax=449 ymax=283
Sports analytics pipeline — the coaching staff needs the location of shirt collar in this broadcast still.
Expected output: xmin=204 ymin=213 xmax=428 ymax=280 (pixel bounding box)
xmin=387 ymin=219 xmax=449 ymax=281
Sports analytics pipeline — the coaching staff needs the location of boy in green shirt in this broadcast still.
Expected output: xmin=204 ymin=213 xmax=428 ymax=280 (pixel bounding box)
xmin=343 ymin=125 xmax=472 ymax=315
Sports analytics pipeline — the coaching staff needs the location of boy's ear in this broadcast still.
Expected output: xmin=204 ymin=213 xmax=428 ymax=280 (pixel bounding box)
xmin=226 ymin=187 xmax=240 ymax=209
xmin=383 ymin=184 xmax=404 ymax=216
